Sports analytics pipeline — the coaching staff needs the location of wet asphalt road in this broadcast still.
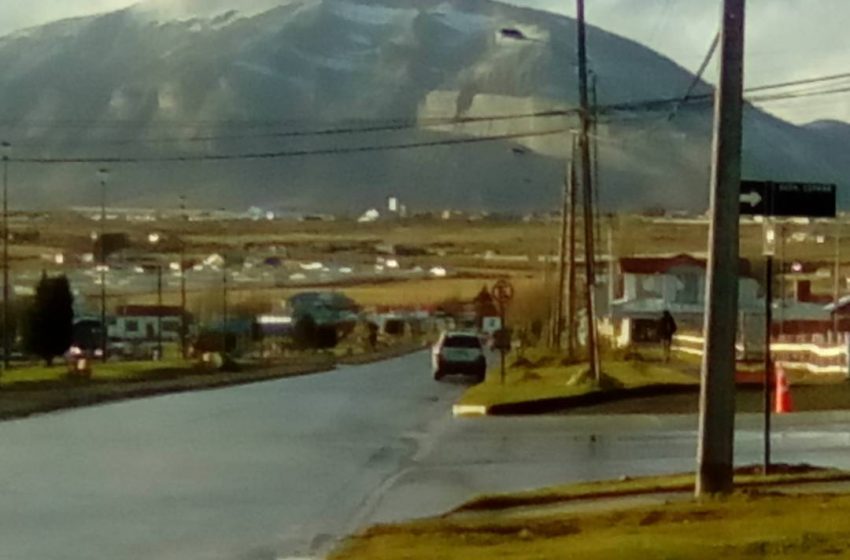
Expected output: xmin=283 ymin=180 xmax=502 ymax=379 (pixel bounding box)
xmin=2 ymin=352 xmax=850 ymax=559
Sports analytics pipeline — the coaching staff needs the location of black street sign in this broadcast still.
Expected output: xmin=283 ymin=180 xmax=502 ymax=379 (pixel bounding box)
xmin=740 ymin=180 xmax=837 ymax=218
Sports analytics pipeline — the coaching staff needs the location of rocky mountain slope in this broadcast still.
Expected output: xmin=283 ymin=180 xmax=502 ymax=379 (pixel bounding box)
xmin=0 ymin=0 xmax=845 ymax=213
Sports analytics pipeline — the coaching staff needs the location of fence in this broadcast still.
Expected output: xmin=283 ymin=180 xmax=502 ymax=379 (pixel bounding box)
xmin=673 ymin=333 xmax=850 ymax=376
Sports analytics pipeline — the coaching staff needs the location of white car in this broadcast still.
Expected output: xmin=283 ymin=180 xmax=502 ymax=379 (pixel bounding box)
xmin=432 ymin=331 xmax=487 ymax=383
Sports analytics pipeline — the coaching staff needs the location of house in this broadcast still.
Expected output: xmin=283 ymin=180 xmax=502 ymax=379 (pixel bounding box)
xmin=609 ymin=254 xmax=763 ymax=346
xmin=287 ymin=292 xmax=360 ymax=326
xmin=108 ymin=305 xmax=191 ymax=342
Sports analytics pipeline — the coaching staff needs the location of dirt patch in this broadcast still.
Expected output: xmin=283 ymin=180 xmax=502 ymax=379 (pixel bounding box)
xmin=510 ymin=356 xmax=533 ymax=368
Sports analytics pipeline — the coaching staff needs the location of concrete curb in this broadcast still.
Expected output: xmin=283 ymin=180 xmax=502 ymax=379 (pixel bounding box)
xmin=0 ymin=361 xmax=336 ymax=423
xmin=336 ymin=342 xmax=429 ymax=366
xmin=0 ymin=345 xmax=430 ymax=423
xmin=454 ymin=384 xmax=700 ymax=417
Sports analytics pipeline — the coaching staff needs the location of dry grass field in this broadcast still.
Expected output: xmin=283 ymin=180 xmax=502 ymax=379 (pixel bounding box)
xmin=9 ymin=212 xmax=848 ymax=311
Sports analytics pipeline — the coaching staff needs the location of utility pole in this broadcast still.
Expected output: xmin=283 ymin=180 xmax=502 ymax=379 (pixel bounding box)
xmin=221 ymin=263 xmax=228 ymax=354
xmin=1 ymin=141 xmax=10 ymax=374
xmin=607 ymin=214 xmax=616 ymax=319
xmin=576 ymin=0 xmax=600 ymax=382
xmin=180 ymin=195 xmax=188 ymax=359
xmin=98 ymin=168 xmax=109 ymax=363
xmin=554 ymin=158 xmax=572 ymax=350
xmin=591 ymin=72 xmax=602 ymax=248
xmin=834 ymin=220 xmax=841 ymax=335
xmin=156 ymin=264 xmax=163 ymax=360
xmin=763 ymin=253 xmax=773 ymax=474
xmin=566 ymin=134 xmax=578 ymax=359
xmin=696 ymin=0 xmax=746 ymax=497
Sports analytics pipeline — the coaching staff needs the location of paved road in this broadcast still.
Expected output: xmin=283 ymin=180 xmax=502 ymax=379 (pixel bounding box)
xmin=2 ymin=353 xmax=850 ymax=560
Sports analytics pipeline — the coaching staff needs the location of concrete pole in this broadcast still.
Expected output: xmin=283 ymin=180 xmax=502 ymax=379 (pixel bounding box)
xmin=696 ymin=0 xmax=747 ymax=497
xmin=576 ymin=0 xmax=600 ymax=382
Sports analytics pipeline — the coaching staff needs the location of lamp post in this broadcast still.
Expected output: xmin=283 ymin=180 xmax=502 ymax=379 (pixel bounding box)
xmin=97 ymin=168 xmax=109 ymax=362
xmin=1 ymin=141 xmax=10 ymax=374
xmin=148 ymin=233 xmax=163 ymax=360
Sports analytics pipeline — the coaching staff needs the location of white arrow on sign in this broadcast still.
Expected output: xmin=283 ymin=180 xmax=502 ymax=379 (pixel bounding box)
xmin=740 ymin=191 xmax=762 ymax=207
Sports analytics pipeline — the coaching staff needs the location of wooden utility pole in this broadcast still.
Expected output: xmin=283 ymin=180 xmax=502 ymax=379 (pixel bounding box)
xmin=180 ymin=195 xmax=188 ymax=359
xmin=555 ymin=158 xmax=571 ymax=350
xmin=697 ymin=0 xmax=747 ymax=497
xmin=567 ymin=134 xmax=578 ymax=359
xmin=576 ymin=0 xmax=600 ymax=382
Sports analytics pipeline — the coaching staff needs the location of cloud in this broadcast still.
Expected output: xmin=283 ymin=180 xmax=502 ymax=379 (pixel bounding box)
xmin=510 ymin=0 xmax=850 ymax=124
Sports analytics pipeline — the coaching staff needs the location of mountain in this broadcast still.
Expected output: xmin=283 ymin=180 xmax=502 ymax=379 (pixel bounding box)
xmin=0 ymin=0 xmax=846 ymax=213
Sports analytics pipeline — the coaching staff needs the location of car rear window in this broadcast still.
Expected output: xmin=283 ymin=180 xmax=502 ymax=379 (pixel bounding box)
xmin=443 ymin=336 xmax=481 ymax=349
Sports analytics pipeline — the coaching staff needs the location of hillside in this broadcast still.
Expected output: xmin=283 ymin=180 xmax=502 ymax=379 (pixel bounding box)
xmin=0 ymin=0 xmax=846 ymax=213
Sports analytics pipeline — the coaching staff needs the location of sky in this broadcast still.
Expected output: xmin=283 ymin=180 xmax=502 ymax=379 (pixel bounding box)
xmin=0 ymin=0 xmax=847 ymax=124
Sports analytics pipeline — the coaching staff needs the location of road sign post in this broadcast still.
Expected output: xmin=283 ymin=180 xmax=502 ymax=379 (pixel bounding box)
xmin=763 ymin=252 xmax=773 ymax=474
xmin=743 ymin=183 xmax=837 ymax=477
xmin=762 ymin=219 xmax=776 ymax=474
xmin=492 ymin=280 xmax=515 ymax=385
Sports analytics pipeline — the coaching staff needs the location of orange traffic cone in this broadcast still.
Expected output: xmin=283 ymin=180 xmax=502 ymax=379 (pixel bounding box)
xmin=774 ymin=364 xmax=794 ymax=414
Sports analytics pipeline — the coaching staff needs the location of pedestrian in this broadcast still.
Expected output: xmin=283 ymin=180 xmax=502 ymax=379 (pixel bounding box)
xmin=659 ymin=310 xmax=677 ymax=363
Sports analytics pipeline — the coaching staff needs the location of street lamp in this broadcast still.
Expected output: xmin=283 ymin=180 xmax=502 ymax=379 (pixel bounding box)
xmin=97 ymin=167 xmax=109 ymax=362
xmin=148 ymin=232 xmax=164 ymax=360
xmin=1 ymin=141 xmax=10 ymax=373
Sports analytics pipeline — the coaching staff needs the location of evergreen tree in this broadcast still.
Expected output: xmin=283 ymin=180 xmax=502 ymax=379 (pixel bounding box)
xmin=25 ymin=273 xmax=74 ymax=366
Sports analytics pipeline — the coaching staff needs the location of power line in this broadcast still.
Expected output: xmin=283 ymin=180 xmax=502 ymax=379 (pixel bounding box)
xmin=669 ymin=31 xmax=720 ymax=121
xmin=10 ymin=128 xmax=567 ymax=165
xmin=10 ymin=70 xmax=850 ymax=164
xmin=746 ymin=71 xmax=850 ymax=94
xmin=748 ymin=84 xmax=850 ymax=103
xmin=5 ymin=109 xmax=574 ymax=148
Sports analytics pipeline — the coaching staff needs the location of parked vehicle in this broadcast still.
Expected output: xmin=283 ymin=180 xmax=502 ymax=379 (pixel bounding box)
xmin=432 ymin=331 xmax=487 ymax=382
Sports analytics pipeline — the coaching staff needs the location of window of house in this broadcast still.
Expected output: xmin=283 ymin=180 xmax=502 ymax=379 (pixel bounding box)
xmin=637 ymin=275 xmax=662 ymax=298
xmin=125 ymin=320 xmax=139 ymax=333
xmin=676 ymin=273 xmax=700 ymax=304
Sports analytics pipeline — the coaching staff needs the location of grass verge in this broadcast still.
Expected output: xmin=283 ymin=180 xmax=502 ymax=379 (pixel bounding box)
xmin=456 ymin=465 xmax=850 ymax=512
xmin=458 ymin=348 xmax=698 ymax=410
xmin=331 ymin=467 xmax=850 ymax=560
xmin=0 ymin=359 xmax=192 ymax=386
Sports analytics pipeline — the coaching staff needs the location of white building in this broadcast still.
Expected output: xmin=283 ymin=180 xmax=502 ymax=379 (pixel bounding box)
xmin=609 ymin=254 xmax=763 ymax=346
xmin=108 ymin=305 xmax=188 ymax=342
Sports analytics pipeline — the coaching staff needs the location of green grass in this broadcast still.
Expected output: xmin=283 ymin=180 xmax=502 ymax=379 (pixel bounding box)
xmin=330 ymin=469 xmax=850 ymax=560
xmin=459 ymin=348 xmax=698 ymax=408
xmin=1 ymin=359 xmax=193 ymax=386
